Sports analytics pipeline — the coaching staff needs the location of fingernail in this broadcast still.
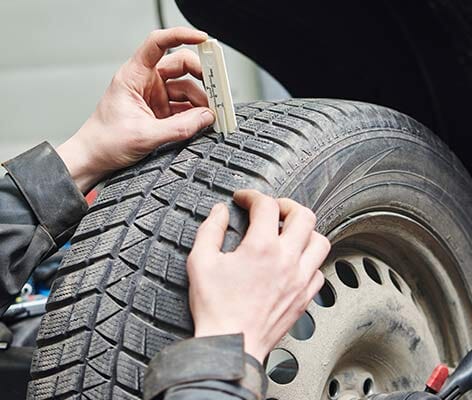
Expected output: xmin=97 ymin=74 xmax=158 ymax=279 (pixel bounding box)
xmin=201 ymin=109 xmax=215 ymax=126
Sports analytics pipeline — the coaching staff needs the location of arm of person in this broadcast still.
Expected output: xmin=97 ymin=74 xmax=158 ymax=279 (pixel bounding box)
xmin=144 ymin=190 xmax=331 ymax=400
xmin=0 ymin=27 xmax=214 ymax=314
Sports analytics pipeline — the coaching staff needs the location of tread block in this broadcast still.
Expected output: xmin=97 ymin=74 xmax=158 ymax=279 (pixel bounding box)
xmin=31 ymin=331 xmax=91 ymax=374
xmin=143 ymin=242 xmax=168 ymax=281
xmin=119 ymin=240 xmax=151 ymax=270
xmin=89 ymin=331 xmax=115 ymax=359
xmin=170 ymin=158 xmax=199 ymax=178
xmin=193 ymin=160 xmax=218 ymax=186
xmin=134 ymin=208 xmax=165 ymax=235
xmin=133 ymin=276 xmax=192 ymax=331
xmin=267 ymin=103 xmax=295 ymax=114
xmin=112 ymin=385 xmax=141 ymax=400
xmin=179 ymin=219 xmax=199 ymax=250
xmin=213 ymin=165 xmax=248 ymax=192
xmin=145 ymin=241 xmax=188 ymax=288
xmin=106 ymin=275 xmax=137 ymax=305
xmin=92 ymin=226 xmax=128 ymax=259
xmin=116 ymin=352 xmax=146 ymax=393
xmin=95 ymin=311 xmax=126 ymax=344
xmin=240 ymin=120 xmax=301 ymax=150
xmin=121 ymin=225 xmax=149 ymax=251
xmin=195 ymin=190 xmax=228 ymax=217
xmin=38 ymin=295 xmax=100 ymax=342
xmin=152 ymin=179 xmax=186 ymax=205
xmin=235 ymin=106 xmax=260 ymax=119
xmin=49 ymin=260 xmax=111 ymax=305
xmin=273 ymin=114 xmax=316 ymax=139
xmin=88 ymin=346 xmax=116 ymax=377
xmin=74 ymin=207 xmax=110 ymax=240
xmin=96 ymin=294 xmax=123 ymax=324
xmin=60 ymin=235 xmax=99 ymax=270
xmin=123 ymin=314 xmax=179 ymax=360
xmin=135 ymin=195 xmax=166 ymax=219
xmin=93 ymin=180 xmax=131 ymax=209
xmin=83 ymin=364 xmax=109 ymax=390
xmin=186 ymin=141 xmax=215 ymax=157
xmin=246 ymin=100 xmax=275 ymax=109
xmin=124 ymin=169 xmax=161 ymax=198
xmin=82 ymin=381 xmax=111 ymax=400
xmin=171 ymin=148 xmax=199 ymax=164
xmin=158 ymin=209 xmax=186 ymax=244
xmin=105 ymin=197 xmax=143 ymax=228
xmin=138 ymin=151 xmax=176 ymax=174
xmin=175 ymin=182 xmax=203 ymax=214
xmin=27 ymin=364 xmax=84 ymax=400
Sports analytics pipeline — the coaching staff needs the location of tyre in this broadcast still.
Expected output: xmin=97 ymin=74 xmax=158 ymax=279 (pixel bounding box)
xmin=27 ymin=99 xmax=472 ymax=400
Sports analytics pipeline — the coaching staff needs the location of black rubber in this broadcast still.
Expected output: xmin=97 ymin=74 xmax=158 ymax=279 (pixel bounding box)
xmin=27 ymin=99 xmax=472 ymax=399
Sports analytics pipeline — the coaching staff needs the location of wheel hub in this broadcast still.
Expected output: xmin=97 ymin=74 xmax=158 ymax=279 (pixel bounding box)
xmin=266 ymin=252 xmax=440 ymax=399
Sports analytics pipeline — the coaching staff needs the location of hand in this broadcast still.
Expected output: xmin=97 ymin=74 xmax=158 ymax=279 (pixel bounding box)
xmin=57 ymin=27 xmax=214 ymax=193
xmin=187 ymin=190 xmax=331 ymax=363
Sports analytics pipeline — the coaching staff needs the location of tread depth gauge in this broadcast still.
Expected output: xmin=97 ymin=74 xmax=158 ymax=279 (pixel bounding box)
xmin=198 ymin=39 xmax=237 ymax=135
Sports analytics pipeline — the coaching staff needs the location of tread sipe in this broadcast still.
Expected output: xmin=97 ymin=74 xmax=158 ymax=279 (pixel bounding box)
xmin=27 ymin=99 xmax=459 ymax=399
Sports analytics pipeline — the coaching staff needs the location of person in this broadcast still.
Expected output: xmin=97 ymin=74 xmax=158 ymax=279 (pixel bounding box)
xmin=0 ymin=27 xmax=330 ymax=399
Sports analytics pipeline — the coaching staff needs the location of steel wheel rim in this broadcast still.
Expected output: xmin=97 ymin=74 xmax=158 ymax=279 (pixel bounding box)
xmin=265 ymin=211 xmax=471 ymax=399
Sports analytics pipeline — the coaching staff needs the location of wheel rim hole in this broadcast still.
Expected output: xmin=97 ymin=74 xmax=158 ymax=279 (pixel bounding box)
xmin=388 ymin=269 xmax=403 ymax=293
xmin=314 ymin=279 xmax=336 ymax=307
xmin=266 ymin=349 xmax=298 ymax=384
xmin=363 ymin=258 xmax=382 ymax=285
xmin=363 ymin=378 xmax=374 ymax=395
xmin=328 ymin=379 xmax=340 ymax=398
xmin=335 ymin=260 xmax=359 ymax=288
xmin=289 ymin=311 xmax=315 ymax=340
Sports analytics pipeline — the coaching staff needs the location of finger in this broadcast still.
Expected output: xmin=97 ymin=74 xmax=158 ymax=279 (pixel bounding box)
xmin=158 ymin=48 xmax=203 ymax=81
xmin=299 ymin=231 xmax=331 ymax=282
xmin=304 ymin=270 xmax=325 ymax=307
xmin=146 ymin=106 xmax=214 ymax=145
xmin=150 ymin=73 xmax=171 ymax=118
xmin=166 ymin=79 xmax=208 ymax=107
xmin=169 ymin=101 xmax=194 ymax=115
xmin=133 ymin=27 xmax=208 ymax=69
xmin=277 ymin=197 xmax=317 ymax=254
xmin=191 ymin=203 xmax=229 ymax=257
xmin=233 ymin=189 xmax=280 ymax=244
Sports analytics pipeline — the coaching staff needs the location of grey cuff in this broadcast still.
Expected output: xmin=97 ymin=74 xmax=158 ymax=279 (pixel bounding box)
xmin=144 ymin=334 xmax=268 ymax=400
xmin=2 ymin=141 xmax=88 ymax=247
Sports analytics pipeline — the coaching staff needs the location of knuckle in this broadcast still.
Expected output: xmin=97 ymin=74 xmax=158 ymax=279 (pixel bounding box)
xmin=261 ymin=196 xmax=279 ymax=213
xmin=318 ymin=234 xmax=331 ymax=254
xmin=180 ymin=47 xmax=196 ymax=59
xmin=148 ymin=29 xmax=161 ymax=42
xmin=301 ymin=206 xmax=317 ymax=225
xmin=244 ymin=240 xmax=276 ymax=258
xmin=175 ymin=124 xmax=192 ymax=140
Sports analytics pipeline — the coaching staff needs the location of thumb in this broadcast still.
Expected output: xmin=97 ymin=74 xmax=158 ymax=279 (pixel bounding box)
xmin=150 ymin=107 xmax=215 ymax=146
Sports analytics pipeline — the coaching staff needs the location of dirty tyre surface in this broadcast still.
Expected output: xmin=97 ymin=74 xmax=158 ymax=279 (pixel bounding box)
xmin=28 ymin=99 xmax=472 ymax=399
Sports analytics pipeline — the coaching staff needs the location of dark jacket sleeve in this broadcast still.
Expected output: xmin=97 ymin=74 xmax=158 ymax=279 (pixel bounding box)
xmin=0 ymin=142 xmax=88 ymax=314
xmin=144 ymin=334 xmax=268 ymax=400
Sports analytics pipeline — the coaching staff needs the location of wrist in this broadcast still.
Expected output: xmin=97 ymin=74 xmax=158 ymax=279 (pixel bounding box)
xmin=56 ymin=127 xmax=103 ymax=194
xmin=194 ymin=327 xmax=267 ymax=364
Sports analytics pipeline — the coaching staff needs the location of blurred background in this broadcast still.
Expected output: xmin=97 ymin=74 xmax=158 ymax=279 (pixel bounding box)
xmin=0 ymin=0 xmax=288 ymax=164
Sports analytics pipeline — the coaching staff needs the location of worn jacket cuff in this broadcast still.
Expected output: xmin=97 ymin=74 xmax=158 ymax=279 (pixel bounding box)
xmin=2 ymin=142 xmax=88 ymax=247
xmin=144 ymin=334 xmax=268 ymax=400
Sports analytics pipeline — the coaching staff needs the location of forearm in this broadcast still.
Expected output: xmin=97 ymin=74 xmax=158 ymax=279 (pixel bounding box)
xmin=0 ymin=142 xmax=88 ymax=313
xmin=144 ymin=334 xmax=267 ymax=400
